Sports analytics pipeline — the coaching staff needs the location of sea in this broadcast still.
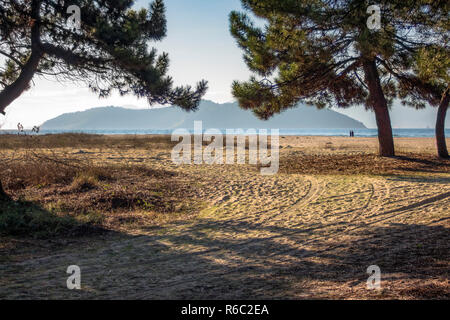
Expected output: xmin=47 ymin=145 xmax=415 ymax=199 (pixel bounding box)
xmin=0 ymin=128 xmax=448 ymax=138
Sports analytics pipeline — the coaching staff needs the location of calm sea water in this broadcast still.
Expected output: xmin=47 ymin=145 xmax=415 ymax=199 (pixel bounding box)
xmin=0 ymin=128 xmax=448 ymax=138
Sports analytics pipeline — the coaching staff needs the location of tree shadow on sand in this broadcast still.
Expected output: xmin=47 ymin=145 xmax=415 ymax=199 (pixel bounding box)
xmin=385 ymin=174 xmax=450 ymax=185
xmin=2 ymin=211 xmax=448 ymax=299
xmin=131 ymin=220 xmax=444 ymax=300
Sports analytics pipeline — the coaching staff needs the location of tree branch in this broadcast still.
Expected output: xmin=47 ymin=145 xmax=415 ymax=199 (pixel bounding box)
xmin=0 ymin=0 xmax=43 ymax=115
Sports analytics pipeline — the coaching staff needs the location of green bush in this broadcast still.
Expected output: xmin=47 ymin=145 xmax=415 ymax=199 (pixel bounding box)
xmin=0 ymin=199 xmax=81 ymax=238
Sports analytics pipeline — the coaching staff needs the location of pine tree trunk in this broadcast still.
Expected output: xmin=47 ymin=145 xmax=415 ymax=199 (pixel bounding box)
xmin=362 ymin=60 xmax=395 ymax=157
xmin=0 ymin=179 xmax=6 ymax=199
xmin=436 ymin=90 xmax=449 ymax=159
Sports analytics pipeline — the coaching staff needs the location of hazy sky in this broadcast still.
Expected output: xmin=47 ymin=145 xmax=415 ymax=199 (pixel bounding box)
xmin=0 ymin=0 xmax=445 ymax=129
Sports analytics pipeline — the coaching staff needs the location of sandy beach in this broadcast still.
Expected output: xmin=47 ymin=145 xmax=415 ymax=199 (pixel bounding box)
xmin=0 ymin=134 xmax=449 ymax=299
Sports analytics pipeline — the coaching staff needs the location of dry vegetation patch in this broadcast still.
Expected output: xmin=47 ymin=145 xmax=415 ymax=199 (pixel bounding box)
xmin=0 ymin=142 xmax=203 ymax=237
xmin=0 ymin=133 xmax=178 ymax=150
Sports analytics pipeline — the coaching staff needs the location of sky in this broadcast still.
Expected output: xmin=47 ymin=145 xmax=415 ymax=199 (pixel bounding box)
xmin=0 ymin=0 xmax=445 ymax=129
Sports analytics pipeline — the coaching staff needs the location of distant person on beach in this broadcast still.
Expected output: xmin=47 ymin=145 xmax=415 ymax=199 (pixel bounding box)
xmin=17 ymin=123 xmax=24 ymax=135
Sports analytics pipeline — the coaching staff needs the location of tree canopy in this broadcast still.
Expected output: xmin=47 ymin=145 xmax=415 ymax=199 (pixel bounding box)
xmin=230 ymin=0 xmax=449 ymax=156
xmin=0 ymin=0 xmax=208 ymax=115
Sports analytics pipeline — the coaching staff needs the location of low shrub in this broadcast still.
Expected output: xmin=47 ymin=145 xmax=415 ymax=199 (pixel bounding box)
xmin=0 ymin=198 xmax=82 ymax=238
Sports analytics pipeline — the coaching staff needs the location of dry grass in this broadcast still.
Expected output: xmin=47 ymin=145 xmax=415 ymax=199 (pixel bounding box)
xmin=0 ymin=133 xmax=273 ymax=151
xmin=0 ymin=133 xmax=177 ymax=150
xmin=69 ymin=172 xmax=101 ymax=192
xmin=0 ymin=155 xmax=78 ymax=190
xmin=0 ymin=140 xmax=202 ymax=237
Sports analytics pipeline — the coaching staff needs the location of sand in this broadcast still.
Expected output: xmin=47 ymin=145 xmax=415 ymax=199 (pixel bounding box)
xmin=0 ymin=135 xmax=449 ymax=299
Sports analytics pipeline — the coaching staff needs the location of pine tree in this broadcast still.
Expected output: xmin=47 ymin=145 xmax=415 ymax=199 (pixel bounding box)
xmin=0 ymin=0 xmax=207 ymax=114
xmin=0 ymin=0 xmax=207 ymax=197
xmin=410 ymin=46 xmax=449 ymax=159
xmin=385 ymin=2 xmax=449 ymax=159
xmin=229 ymin=0 xmax=448 ymax=157
xmin=436 ymin=88 xmax=450 ymax=158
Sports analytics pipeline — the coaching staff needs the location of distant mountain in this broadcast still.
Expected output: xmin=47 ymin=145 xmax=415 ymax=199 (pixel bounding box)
xmin=41 ymin=100 xmax=366 ymax=130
